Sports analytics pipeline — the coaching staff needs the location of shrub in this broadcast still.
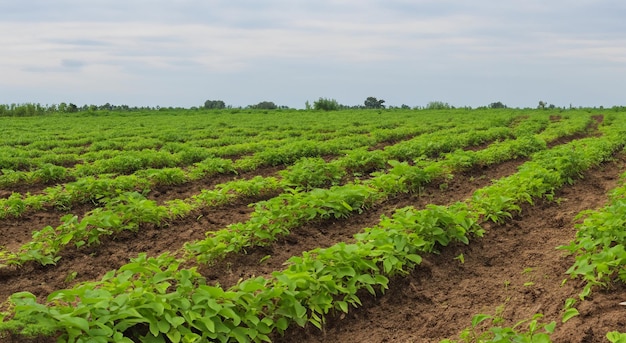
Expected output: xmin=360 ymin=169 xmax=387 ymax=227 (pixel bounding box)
xmin=313 ymin=98 xmax=342 ymax=111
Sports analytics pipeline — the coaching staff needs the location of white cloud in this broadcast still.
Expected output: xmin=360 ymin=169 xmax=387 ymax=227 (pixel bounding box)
xmin=1 ymin=1 xmax=625 ymax=107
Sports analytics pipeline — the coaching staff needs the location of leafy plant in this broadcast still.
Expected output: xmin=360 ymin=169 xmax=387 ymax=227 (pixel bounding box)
xmin=279 ymin=157 xmax=345 ymax=190
xmin=607 ymin=331 xmax=626 ymax=343
xmin=313 ymin=97 xmax=342 ymax=111
xmin=441 ymin=313 xmax=555 ymax=343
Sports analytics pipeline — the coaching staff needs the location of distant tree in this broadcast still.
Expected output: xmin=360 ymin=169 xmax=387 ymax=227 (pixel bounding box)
xmin=364 ymin=97 xmax=385 ymax=109
xmin=313 ymin=97 xmax=341 ymax=111
xmin=66 ymin=103 xmax=78 ymax=113
xmin=400 ymin=104 xmax=411 ymax=110
xmin=252 ymin=101 xmax=277 ymax=110
xmin=426 ymin=101 xmax=451 ymax=110
xmin=204 ymin=99 xmax=226 ymax=109
xmin=538 ymin=101 xmax=546 ymax=110
xmin=99 ymin=103 xmax=113 ymax=110
xmin=489 ymin=101 xmax=506 ymax=109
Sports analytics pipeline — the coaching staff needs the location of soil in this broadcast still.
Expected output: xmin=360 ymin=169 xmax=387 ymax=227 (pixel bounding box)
xmin=271 ymin=154 xmax=626 ymax=343
xmin=199 ymin=158 xmax=525 ymax=290
xmin=2 ymin=128 xmax=626 ymax=342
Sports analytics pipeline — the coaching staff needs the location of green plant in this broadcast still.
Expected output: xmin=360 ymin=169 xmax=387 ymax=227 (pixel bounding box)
xmin=441 ymin=313 xmax=555 ymax=343
xmin=32 ymin=163 xmax=68 ymax=184
xmin=279 ymin=157 xmax=345 ymax=190
xmin=337 ymin=148 xmax=387 ymax=174
xmin=313 ymin=97 xmax=342 ymax=111
xmin=141 ymin=167 xmax=187 ymax=186
xmin=607 ymin=331 xmax=626 ymax=343
xmin=561 ymin=298 xmax=579 ymax=323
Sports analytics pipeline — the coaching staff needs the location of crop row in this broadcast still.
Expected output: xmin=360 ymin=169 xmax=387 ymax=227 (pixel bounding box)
xmin=0 ymin=111 xmax=592 ymax=220
xmin=2 ymin=110 xmax=584 ymax=188
xmin=185 ymin=132 xmax=556 ymax=267
xmin=1 ymin=109 xmax=511 ymax=172
xmin=559 ymin=169 xmax=626 ymax=342
xmin=1 ymin=114 xmax=622 ymax=342
xmin=0 ymin=119 xmax=528 ymax=219
xmin=561 ymin=168 xmax=626 ymax=297
xmin=0 ymin=117 xmax=581 ymax=268
xmin=0 ymin=111 xmax=596 ymax=269
xmin=0 ymin=134 xmax=367 ymax=186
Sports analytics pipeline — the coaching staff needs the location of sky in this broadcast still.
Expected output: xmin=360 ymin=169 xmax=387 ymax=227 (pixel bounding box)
xmin=1 ymin=0 xmax=626 ymax=109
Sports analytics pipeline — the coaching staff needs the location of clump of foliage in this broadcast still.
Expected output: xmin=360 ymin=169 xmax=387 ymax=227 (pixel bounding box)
xmin=279 ymin=157 xmax=345 ymax=190
xmin=441 ymin=313 xmax=555 ymax=343
xmin=250 ymin=101 xmax=278 ymax=110
xmin=313 ymin=98 xmax=342 ymax=111
xmin=488 ymin=101 xmax=507 ymax=109
xmin=364 ymin=97 xmax=385 ymax=109
xmin=203 ymin=100 xmax=226 ymax=109
xmin=426 ymin=101 xmax=452 ymax=110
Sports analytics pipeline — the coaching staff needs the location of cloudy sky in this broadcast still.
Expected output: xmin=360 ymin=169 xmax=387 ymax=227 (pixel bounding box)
xmin=1 ymin=0 xmax=625 ymax=109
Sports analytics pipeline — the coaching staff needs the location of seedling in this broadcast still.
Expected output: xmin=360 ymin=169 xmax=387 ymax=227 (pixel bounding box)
xmin=64 ymin=271 xmax=78 ymax=283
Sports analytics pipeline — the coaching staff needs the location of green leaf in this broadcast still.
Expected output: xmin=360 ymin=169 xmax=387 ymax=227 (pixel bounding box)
xmin=406 ymin=254 xmax=422 ymax=264
xmin=607 ymin=331 xmax=626 ymax=343
xmin=157 ymin=319 xmax=170 ymax=333
xmin=564 ymin=297 xmax=577 ymax=309
xmin=382 ymin=258 xmax=393 ymax=274
xmin=275 ymin=317 xmax=289 ymax=331
xmin=166 ymin=329 xmax=181 ymax=343
xmin=149 ymin=320 xmax=160 ymax=337
xmin=471 ymin=314 xmax=492 ymax=327
xmin=166 ymin=314 xmax=186 ymax=328
xmin=231 ymin=327 xmax=252 ymax=343
xmin=562 ymin=308 xmax=579 ymax=323
xmin=336 ymin=266 xmax=356 ymax=278
xmin=336 ymin=301 xmax=349 ymax=313
xmin=294 ymin=301 xmax=307 ymax=319
xmin=57 ymin=315 xmax=90 ymax=332
xmin=113 ymin=332 xmax=136 ymax=343
xmin=309 ymin=312 xmax=323 ymax=330
xmin=200 ymin=316 xmax=216 ymax=333
xmin=219 ymin=307 xmax=241 ymax=326
xmin=532 ymin=333 xmax=552 ymax=343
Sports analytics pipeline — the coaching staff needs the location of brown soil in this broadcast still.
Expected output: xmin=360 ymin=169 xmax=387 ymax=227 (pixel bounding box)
xmin=272 ymin=154 xmax=626 ymax=343
xmin=4 ymin=128 xmax=625 ymax=343
xmin=550 ymin=115 xmax=562 ymax=122
xmin=0 ymin=166 xmax=281 ymax=253
xmin=200 ymin=158 xmax=525 ymax=290
xmin=0 ymin=185 xmax=51 ymax=199
xmin=0 ymin=204 xmax=95 ymax=253
xmin=0 ymin=157 xmax=525 ymax=307
xmin=0 ymin=201 xmax=255 ymax=305
xmin=368 ymin=138 xmax=414 ymax=152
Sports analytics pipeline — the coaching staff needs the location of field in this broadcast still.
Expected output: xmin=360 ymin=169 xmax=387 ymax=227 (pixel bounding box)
xmin=1 ymin=108 xmax=626 ymax=342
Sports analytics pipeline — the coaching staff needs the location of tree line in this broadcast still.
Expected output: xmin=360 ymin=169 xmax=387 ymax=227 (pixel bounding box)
xmin=0 ymin=98 xmax=615 ymax=117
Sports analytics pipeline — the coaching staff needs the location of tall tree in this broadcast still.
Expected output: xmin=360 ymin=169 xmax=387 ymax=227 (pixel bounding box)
xmin=204 ymin=100 xmax=226 ymax=109
xmin=252 ymin=101 xmax=277 ymax=110
xmin=364 ymin=97 xmax=385 ymax=109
